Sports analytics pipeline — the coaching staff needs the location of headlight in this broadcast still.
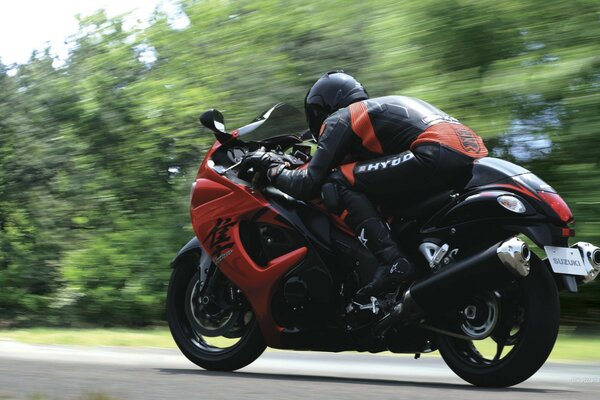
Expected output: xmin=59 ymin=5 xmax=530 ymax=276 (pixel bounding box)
xmin=497 ymin=195 xmax=527 ymax=214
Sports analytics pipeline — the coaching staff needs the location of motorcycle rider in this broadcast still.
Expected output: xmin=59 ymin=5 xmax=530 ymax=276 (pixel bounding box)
xmin=243 ymin=71 xmax=488 ymax=301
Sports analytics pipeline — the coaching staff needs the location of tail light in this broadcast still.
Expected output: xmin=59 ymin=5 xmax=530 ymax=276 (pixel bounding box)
xmin=537 ymin=191 xmax=574 ymax=224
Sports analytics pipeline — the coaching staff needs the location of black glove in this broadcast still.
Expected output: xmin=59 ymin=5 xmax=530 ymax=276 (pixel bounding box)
xmin=239 ymin=149 xmax=288 ymax=182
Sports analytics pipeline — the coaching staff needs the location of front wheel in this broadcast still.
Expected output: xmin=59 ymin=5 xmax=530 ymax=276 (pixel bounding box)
xmin=167 ymin=253 xmax=266 ymax=371
xmin=436 ymin=258 xmax=560 ymax=387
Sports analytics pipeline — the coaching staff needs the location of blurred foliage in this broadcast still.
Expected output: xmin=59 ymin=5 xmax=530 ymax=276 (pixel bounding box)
xmin=0 ymin=0 xmax=599 ymax=328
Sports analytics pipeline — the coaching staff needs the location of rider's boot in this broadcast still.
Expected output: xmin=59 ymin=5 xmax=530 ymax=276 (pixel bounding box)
xmin=354 ymin=218 xmax=415 ymax=301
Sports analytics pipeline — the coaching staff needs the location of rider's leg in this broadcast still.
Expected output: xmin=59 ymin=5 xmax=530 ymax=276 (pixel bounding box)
xmin=324 ymin=144 xmax=473 ymax=299
xmin=324 ymin=171 xmax=415 ymax=300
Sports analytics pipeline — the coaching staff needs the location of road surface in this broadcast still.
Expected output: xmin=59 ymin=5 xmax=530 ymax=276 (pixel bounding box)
xmin=1 ymin=340 xmax=599 ymax=399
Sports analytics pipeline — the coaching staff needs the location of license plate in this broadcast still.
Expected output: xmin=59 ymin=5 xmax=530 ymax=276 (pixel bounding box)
xmin=544 ymin=246 xmax=587 ymax=276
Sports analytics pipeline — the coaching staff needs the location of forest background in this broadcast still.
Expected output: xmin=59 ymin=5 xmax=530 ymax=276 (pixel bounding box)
xmin=1 ymin=0 xmax=599 ymax=329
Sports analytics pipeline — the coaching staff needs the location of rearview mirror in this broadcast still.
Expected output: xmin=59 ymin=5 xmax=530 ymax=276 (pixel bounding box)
xmin=199 ymin=109 xmax=227 ymax=135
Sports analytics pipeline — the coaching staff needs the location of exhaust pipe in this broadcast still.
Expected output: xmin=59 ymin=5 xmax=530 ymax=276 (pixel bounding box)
xmin=407 ymin=237 xmax=530 ymax=315
xmin=375 ymin=238 xmax=530 ymax=334
xmin=375 ymin=238 xmax=531 ymax=334
xmin=497 ymin=239 xmax=531 ymax=277
xmin=571 ymin=242 xmax=600 ymax=284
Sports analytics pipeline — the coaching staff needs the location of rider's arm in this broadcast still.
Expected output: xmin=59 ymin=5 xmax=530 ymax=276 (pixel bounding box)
xmin=272 ymin=111 xmax=353 ymax=200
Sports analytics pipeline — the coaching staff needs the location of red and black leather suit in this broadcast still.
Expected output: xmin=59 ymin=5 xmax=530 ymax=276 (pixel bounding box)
xmin=272 ymin=95 xmax=488 ymax=292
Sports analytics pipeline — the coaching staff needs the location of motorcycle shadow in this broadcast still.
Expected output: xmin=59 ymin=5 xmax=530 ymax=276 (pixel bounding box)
xmin=157 ymin=368 xmax=570 ymax=394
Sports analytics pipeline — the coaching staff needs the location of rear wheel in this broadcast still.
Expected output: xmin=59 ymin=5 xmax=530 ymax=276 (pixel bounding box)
xmin=436 ymin=258 xmax=559 ymax=387
xmin=167 ymin=253 xmax=266 ymax=371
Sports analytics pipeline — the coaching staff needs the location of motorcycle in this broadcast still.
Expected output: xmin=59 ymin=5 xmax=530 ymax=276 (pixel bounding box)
xmin=167 ymin=103 xmax=600 ymax=387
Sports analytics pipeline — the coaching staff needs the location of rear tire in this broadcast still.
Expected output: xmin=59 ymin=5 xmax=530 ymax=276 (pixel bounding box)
xmin=436 ymin=258 xmax=559 ymax=387
xmin=167 ymin=254 xmax=266 ymax=371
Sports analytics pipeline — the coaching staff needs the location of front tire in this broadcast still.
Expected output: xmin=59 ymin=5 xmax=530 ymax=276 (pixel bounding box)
xmin=436 ymin=258 xmax=559 ymax=387
xmin=167 ymin=253 xmax=266 ymax=371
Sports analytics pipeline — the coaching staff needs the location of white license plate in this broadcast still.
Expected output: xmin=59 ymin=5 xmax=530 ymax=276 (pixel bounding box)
xmin=544 ymin=246 xmax=587 ymax=276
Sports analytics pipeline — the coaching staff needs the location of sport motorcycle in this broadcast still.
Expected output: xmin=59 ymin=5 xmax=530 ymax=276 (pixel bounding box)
xmin=166 ymin=103 xmax=600 ymax=387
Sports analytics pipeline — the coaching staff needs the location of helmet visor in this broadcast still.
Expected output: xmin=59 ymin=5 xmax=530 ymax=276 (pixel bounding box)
xmin=306 ymin=104 xmax=328 ymax=137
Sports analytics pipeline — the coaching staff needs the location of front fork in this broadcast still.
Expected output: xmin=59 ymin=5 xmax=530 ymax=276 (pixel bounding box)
xmin=197 ymin=250 xmax=212 ymax=296
xmin=198 ymin=250 xmax=245 ymax=312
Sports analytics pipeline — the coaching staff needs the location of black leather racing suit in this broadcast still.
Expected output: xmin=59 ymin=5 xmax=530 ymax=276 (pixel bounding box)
xmin=272 ymin=95 xmax=488 ymax=267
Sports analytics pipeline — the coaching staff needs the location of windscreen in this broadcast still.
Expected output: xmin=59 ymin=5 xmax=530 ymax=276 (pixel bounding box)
xmin=236 ymin=103 xmax=308 ymax=141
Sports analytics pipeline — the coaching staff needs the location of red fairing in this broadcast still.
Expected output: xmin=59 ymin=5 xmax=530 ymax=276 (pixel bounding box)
xmin=196 ymin=142 xmax=221 ymax=179
xmin=190 ymin=145 xmax=307 ymax=347
xmin=190 ymin=178 xmax=232 ymax=209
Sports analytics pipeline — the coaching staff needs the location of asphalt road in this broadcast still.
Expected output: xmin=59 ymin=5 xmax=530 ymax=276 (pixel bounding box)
xmin=1 ymin=340 xmax=600 ymax=400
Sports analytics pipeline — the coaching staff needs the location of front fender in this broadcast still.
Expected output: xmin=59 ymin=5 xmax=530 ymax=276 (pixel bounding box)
xmin=171 ymin=237 xmax=202 ymax=267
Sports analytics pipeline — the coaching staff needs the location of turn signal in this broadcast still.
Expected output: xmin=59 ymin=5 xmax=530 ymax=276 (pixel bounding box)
xmin=497 ymin=195 xmax=527 ymax=214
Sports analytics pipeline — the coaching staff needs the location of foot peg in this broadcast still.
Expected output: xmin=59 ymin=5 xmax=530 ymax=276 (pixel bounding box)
xmin=373 ymin=289 xmax=423 ymax=336
xmin=347 ymin=296 xmax=381 ymax=315
xmin=345 ymin=296 xmax=383 ymax=331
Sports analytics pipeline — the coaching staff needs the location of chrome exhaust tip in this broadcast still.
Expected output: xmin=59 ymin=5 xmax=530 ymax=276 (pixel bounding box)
xmin=497 ymin=237 xmax=531 ymax=277
xmin=571 ymin=242 xmax=600 ymax=284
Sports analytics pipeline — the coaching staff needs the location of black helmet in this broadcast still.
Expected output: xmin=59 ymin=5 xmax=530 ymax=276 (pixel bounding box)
xmin=304 ymin=71 xmax=369 ymax=137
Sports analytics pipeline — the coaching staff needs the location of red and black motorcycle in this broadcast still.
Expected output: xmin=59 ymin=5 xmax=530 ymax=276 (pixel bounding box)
xmin=167 ymin=103 xmax=600 ymax=387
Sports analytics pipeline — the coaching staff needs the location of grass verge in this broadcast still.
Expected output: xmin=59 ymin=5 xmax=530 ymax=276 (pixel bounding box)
xmin=0 ymin=328 xmax=177 ymax=348
xmin=1 ymin=328 xmax=599 ymax=362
